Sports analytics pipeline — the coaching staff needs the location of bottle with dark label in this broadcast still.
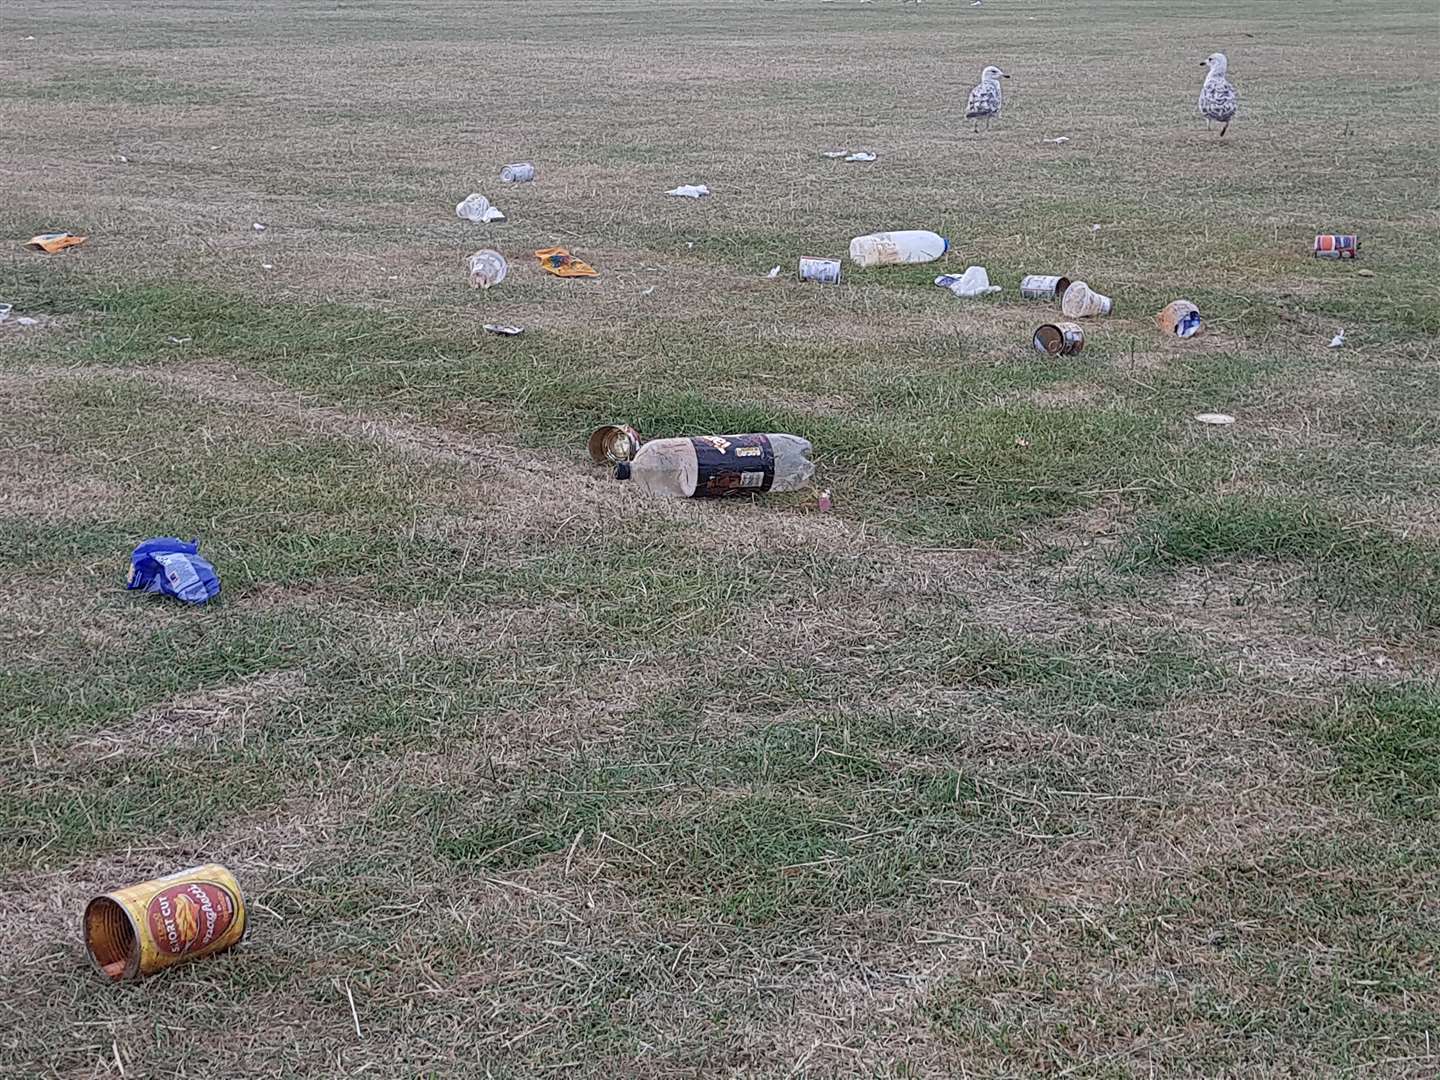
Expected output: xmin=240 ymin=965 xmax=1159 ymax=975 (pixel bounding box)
xmin=614 ymin=434 xmax=815 ymax=498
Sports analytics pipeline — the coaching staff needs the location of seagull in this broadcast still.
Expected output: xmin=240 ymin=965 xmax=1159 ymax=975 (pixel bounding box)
xmin=1198 ymin=52 xmax=1238 ymax=136
xmin=965 ymin=65 xmax=1010 ymax=132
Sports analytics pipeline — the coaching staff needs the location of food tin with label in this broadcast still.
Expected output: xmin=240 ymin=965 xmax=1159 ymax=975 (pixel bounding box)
xmin=500 ymin=162 xmax=536 ymax=183
xmin=587 ymin=424 xmax=642 ymax=465
xmin=1313 ymin=234 xmax=1359 ymax=259
xmin=1157 ymin=299 xmax=1203 ymax=338
xmin=83 ymin=864 xmax=246 ymax=982
xmin=798 ymin=257 xmax=842 ymax=284
xmin=1032 ymin=321 xmax=1086 ymax=356
xmin=1019 ymin=274 xmax=1071 ymax=300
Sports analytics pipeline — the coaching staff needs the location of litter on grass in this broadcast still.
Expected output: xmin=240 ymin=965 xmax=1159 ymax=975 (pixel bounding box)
xmin=484 ymin=323 xmax=524 ymax=336
xmin=84 ymin=864 xmax=246 ymax=983
xmin=844 ymin=152 xmax=877 ymax=162
xmin=766 ymin=266 xmax=781 ymax=279
xmin=536 ymin=247 xmax=598 ymax=277
xmin=467 ymin=250 xmax=508 ymax=289
xmin=820 ymin=150 xmax=849 ymax=158
xmin=1044 ymin=136 xmax=1070 ymax=144
xmin=456 ymin=194 xmax=505 ymax=223
xmin=1194 ymin=412 xmax=1236 ymax=426
xmin=1157 ymin=299 xmax=1203 ymax=338
xmin=1020 ymin=274 xmax=1070 ymax=299
xmin=127 ymin=537 xmax=221 ymax=606
xmin=252 ymin=223 xmax=266 ymax=232
xmin=1329 ymin=329 xmax=1345 ymax=348
xmin=798 ymin=257 xmax=841 ymax=283
xmin=26 ymin=231 xmax=86 ymax=253
xmin=935 ymin=266 xmax=1000 ymax=297
xmin=588 ymin=424 xmax=642 ymax=465
xmin=665 ymin=184 xmax=710 ymax=198
xmin=1061 ymin=280 xmax=1113 ymax=317
xmin=500 ymin=162 xmax=536 ymax=183
xmin=0 ymin=304 xmax=10 ymax=321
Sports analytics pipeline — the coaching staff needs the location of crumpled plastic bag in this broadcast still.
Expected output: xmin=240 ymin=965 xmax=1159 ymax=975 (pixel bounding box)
xmin=535 ymin=247 xmax=598 ymax=277
xmin=935 ymin=266 xmax=1001 ymax=298
xmin=665 ymin=184 xmax=710 ymax=198
xmin=127 ymin=537 xmax=221 ymax=605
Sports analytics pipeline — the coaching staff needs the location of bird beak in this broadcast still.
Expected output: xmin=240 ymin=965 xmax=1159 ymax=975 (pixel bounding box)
xmin=1200 ymin=60 xmax=1208 ymax=66
xmin=1002 ymin=72 xmax=1011 ymax=78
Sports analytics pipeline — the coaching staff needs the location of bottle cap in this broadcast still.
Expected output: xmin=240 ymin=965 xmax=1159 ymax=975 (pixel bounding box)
xmin=614 ymin=462 xmax=632 ymax=480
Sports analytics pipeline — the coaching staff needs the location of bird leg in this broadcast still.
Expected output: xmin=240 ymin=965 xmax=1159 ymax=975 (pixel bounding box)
xmin=1220 ymin=121 xmax=1228 ymax=137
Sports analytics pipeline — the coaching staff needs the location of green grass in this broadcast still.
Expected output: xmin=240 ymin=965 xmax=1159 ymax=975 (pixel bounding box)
xmin=2 ymin=0 xmax=1438 ymax=1075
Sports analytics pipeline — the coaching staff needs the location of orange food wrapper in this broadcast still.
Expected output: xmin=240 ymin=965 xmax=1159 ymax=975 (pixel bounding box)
xmin=26 ymin=231 xmax=87 ymax=253
xmin=535 ymin=246 xmax=598 ymax=278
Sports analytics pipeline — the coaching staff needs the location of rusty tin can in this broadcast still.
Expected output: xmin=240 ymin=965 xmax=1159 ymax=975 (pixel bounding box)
xmin=798 ymin=257 xmax=842 ymax=284
xmin=1020 ymin=274 xmax=1071 ymax=300
xmin=588 ymin=424 xmax=641 ymax=465
xmin=1157 ymin=299 xmax=1203 ymax=338
xmin=84 ymin=864 xmax=246 ymax=982
xmin=1033 ymin=322 xmax=1085 ymax=356
xmin=500 ymin=162 xmax=536 ymax=183
xmin=1313 ymin=234 xmax=1359 ymax=259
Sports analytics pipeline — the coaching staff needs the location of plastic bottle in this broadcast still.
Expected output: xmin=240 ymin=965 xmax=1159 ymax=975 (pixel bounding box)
xmin=848 ymin=230 xmax=948 ymax=268
xmin=615 ymin=434 xmax=815 ymax=498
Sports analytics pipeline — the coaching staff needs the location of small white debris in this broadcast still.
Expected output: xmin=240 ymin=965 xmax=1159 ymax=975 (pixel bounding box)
xmin=821 ymin=150 xmax=848 ymax=159
xmin=1194 ymin=412 xmax=1236 ymax=426
xmin=481 ymin=206 xmax=505 ymax=222
xmin=766 ymin=266 xmax=781 ymax=279
xmin=262 ymin=263 xmax=274 ymax=270
xmin=1329 ymin=329 xmax=1345 ymax=348
xmin=665 ymin=184 xmax=710 ymax=198
xmin=166 ymin=336 xmax=192 ymax=345
xmin=1044 ymin=137 xmax=1070 ymax=144
xmin=0 ymin=304 xmax=10 ymax=321
xmin=1090 ymin=224 xmax=1102 ymax=232
xmin=844 ymin=152 xmax=877 ymax=162
xmin=641 ymin=286 xmax=656 ymax=296
xmin=208 ymin=145 xmax=219 ymax=150
xmin=253 ymin=223 xmax=266 ymax=232
xmin=118 ymin=154 xmax=129 ymax=163
xmin=16 ymin=317 xmax=39 ymax=327
xmin=483 ymin=324 xmax=524 ymax=336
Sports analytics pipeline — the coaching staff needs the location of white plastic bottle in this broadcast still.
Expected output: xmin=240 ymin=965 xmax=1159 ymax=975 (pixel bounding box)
xmin=615 ymin=434 xmax=815 ymax=498
xmin=848 ymin=230 xmax=949 ymax=268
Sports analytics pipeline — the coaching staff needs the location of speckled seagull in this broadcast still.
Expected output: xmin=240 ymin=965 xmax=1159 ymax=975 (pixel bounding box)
xmin=965 ymin=65 xmax=1010 ymax=132
xmin=1199 ymin=52 xmax=1238 ymax=136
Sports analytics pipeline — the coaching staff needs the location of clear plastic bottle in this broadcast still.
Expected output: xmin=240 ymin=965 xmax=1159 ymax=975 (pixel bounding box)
xmin=615 ymin=434 xmax=815 ymax=498
xmin=848 ymin=230 xmax=949 ymax=268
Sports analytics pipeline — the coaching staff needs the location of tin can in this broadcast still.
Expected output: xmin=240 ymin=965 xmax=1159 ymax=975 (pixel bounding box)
xmin=83 ymin=864 xmax=246 ymax=982
xmin=1157 ymin=299 xmax=1202 ymax=338
xmin=500 ymin=162 xmax=536 ymax=183
xmin=798 ymin=257 xmax=841 ymax=284
xmin=1313 ymin=234 xmax=1358 ymax=259
xmin=1032 ymin=321 xmax=1085 ymax=356
xmin=1020 ymin=274 xmax=1071 ymax=300
xmin=587 ymin=424 xmax=641 ymax=465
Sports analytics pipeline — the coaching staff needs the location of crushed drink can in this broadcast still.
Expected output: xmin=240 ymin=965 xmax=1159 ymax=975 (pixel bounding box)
xmin=83 ymin=864 xmax=246 ymax=982
xmin=1032 ymin=321 xmax=1085 ymax=356
xmin=1313 ymin=234 xmax=1358 ymax=259
xmin=798 ymin=257 xmax=841 ymax=284
xmin=588 ymin=424 xmax=641 ymax=465
xmin=1020 ymin=274 xmax=1071 ymax=300
xmin=500 ymin=162 xmax=536 ymax=183
xmin=1157 ymin=299 xmax=1203 ymax=338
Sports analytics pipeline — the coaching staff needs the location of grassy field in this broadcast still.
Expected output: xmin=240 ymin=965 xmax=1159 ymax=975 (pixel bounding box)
xmin=2 ymin=0 xmax=1438 ymax=1075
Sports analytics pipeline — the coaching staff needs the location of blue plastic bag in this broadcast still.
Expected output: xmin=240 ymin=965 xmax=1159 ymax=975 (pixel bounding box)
xmin=127 ymin=537 xmax=221 ymax=606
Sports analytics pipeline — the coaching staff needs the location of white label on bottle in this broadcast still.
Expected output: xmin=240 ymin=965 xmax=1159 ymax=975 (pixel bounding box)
xmin=740 ymin=472 xmax=765 ymax=489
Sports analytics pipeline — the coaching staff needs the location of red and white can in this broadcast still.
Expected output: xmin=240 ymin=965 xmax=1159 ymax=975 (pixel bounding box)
xmin=1313 ymin=234 xmax=1359 ymax=259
